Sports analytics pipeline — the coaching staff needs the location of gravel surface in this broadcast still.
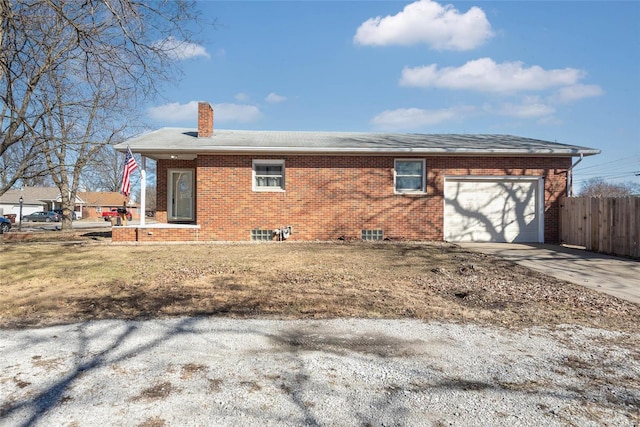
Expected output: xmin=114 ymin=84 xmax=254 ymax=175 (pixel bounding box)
xmin=1 ymin=318 xmax=638 ymax=427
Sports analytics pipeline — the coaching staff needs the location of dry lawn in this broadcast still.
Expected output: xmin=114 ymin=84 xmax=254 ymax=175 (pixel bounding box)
xmin=1 ymin=237 xmax=638 ymax=331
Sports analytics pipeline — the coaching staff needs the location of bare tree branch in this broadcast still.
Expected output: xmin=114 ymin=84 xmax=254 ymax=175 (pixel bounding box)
xmin=578 ymin=177 xmax=640 ymax=197
xmin=0 ymin=0 xmax=206 ymax=209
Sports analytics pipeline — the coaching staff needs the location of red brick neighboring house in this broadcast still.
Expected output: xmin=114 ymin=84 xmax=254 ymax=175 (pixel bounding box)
xmin=113 ymin=102 xmax=599 ymax=243
xmin=78 ymin=192 xmax=140 ymax=221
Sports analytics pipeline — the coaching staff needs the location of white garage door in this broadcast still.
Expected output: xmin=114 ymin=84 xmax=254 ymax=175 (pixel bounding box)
xmin=444 ymin=177 xmax=543 ymax=243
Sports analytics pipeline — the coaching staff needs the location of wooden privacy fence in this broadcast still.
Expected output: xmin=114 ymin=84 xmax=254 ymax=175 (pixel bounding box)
xmin=560 ymin=196 xmax=640 ymax=258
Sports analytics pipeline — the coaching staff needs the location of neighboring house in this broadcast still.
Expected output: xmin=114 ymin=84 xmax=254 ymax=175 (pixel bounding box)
xmin=113 ymin=102 xmax=599 ymax=243
xmin=0 ymin=187 xmax=84 ymax=221
xmin=77 ymin=192 xmax=141 ymax=220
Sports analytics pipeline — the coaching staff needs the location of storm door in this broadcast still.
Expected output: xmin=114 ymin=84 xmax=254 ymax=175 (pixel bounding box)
xmin=168 ymin=169 xmax=194 ymax=221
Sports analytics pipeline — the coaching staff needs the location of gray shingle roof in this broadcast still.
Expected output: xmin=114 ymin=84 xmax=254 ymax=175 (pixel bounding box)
xmin=116 ymin=128 xmax=600 ymax=159
xmin=0 ymin=187 xmax=88 ymax=206
xmin=0 ymin=187 xmax=60 ymax=204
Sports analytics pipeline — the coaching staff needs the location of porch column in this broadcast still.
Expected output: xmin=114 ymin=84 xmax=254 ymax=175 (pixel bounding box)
xmin=140 ymin=156 xmax=146 ymax=227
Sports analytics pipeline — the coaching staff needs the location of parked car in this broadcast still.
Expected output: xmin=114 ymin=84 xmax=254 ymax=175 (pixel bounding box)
xmin=53 ymin=209 xmax=77 ymax=220
xmin=22 ymin=211 xmax=61 ymax=222
xmin=0 ymin=217 xmax=11 ymax=233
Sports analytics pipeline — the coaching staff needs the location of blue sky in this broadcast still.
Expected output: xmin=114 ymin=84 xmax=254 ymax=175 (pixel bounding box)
xmin=145 ymin=0 xmax=640 ymax=188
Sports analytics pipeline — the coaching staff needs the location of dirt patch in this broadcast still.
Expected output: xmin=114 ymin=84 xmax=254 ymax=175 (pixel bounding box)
xmin=208 ymin=378 xmax=223 ymax=392
xmin=134 ymin=382 xmax=174 ymax=401
xmin=138 ymin=417 xmax=166 ymax=427
xmin=0 ymin=242 xmax=638 ymax=332
xmin=181 ymin=363 xmax=207 ymax=380
xmin=12 ymin=377 xmax=30 ymax=389
xmin=1 ymin=228 xmax=111 ymax=244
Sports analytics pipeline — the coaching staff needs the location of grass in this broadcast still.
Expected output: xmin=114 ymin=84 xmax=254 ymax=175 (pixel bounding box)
xmin=1 ymin=236 xmax=638 ymax=331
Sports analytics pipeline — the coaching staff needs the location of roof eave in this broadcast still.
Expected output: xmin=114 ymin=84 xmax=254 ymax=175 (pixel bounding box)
xmin=123 ymin=146 xmax=601 ymax=160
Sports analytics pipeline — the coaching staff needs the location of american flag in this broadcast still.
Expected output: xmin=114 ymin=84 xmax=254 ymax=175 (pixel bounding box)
xmin=120 ymin=146 xmax=138 ymax=198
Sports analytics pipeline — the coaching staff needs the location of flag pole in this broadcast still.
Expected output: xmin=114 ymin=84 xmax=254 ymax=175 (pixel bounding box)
xmin=120 ymin=145 xmax=140 ymax=226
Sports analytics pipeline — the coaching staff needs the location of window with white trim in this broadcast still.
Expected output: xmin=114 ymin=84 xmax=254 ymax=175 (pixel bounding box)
xmin=168 ymin=169 xmax=195 ymax=221
xmin=394 ymin=159 xmax=426 ymax=193
xmin=253 ymin=159 xmax=285 ymax=191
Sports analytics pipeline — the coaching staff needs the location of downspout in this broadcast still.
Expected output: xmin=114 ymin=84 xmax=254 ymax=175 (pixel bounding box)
xmin=567 ymin=153 xmax=584 ymax=197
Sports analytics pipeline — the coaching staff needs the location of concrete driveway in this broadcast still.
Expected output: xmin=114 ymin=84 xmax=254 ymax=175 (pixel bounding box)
xmin=459 ymin=243 xmax=640 ymax=305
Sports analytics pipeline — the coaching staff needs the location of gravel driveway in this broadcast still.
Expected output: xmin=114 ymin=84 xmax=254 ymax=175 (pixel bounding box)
xmin=1 ymin=318 xmax=638 ymax=427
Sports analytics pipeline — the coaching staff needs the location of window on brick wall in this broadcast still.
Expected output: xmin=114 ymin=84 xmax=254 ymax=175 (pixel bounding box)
xmin=253 ymin=159 xmax=285 ymax=191
xmin=168 ymin=169 xmax=194 ymax=221
xmin=394 ymin=159 xmax=426 ymax=193
xmin=361 ymin=229 xmax=384 ymax=241
xmin=251 ymin=228 xmax=273 ymax=241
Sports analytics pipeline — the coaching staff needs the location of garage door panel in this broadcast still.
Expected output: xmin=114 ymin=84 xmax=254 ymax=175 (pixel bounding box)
xmin=444 ymin=178 xmax=541 ymax=243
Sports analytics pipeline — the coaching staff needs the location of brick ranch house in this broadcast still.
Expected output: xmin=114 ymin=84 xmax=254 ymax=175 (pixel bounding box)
xmin=113 ymin=102 xmax=599 ymax=243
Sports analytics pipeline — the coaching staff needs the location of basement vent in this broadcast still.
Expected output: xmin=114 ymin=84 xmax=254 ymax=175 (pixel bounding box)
xmin=361 ymin=229 xmax=384 ymax=241
xmin=251 ymin=228 xmax=273 ymax=241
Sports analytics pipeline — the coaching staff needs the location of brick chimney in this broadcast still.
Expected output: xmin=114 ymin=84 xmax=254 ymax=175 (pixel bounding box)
xmin=198 ymin=102 xmax=213 ymax=137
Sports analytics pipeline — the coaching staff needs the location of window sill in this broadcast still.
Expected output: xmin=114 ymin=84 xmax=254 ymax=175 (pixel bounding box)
xmin=253 ymin=188 xmax=286 ymax=193
xmin=395 ymin=191 xmax=428 ymax=196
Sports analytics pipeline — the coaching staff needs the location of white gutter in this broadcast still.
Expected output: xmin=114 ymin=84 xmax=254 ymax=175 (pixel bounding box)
xmin=122 ymin=145 xmax=600 ymax=155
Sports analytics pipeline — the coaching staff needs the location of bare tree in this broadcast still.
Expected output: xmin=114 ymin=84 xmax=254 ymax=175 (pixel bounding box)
xmin=578 ymin=177 xmax=640 ymax=197
xmin=81 ymin=144 xmax=156 ymax=193
xmin=144 ymin=183 xmax=157 ymax=215
xmin=0 ymin=138 xmax=51 ymax=188
xmin=0 ymin=0 xmax=60 ymax=193
xmin=38 ymin=72 xmax=128 ymax=228
xmin=1 ymin=0 xmax=205 ymax=228
xmin=81 ymin=145 xmax=126 ymax=192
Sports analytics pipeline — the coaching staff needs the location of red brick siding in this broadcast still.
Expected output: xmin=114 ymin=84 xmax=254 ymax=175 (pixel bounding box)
xmin=112 ymin=226 xmax=199 ymax=242
xmin=133 ymin=155 xmax=569 ymax=243
xmin=198 ymin=102 xmax=214 ymax=137
xmin=148 ymin=155 xmax=569 ymax=242
xmin=112 ymin=227 xmax=135 ymax=242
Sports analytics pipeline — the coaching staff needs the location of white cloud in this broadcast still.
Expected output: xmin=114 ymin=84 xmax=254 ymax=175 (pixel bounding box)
xmin=148 ymin=101 xmax=262 ymax=124
xmin=235 ymin=93 xmax=250 ymax=102
xmin=371 ymin=106 xmax=474 ymax=130
xmin=155 ymin=37 xmax=210 ymax=60
xmin=212 ymin=103 xmax=262 ymax=123
xmin=354 ymin=0 xmax=493 ymax=51
xmin=400 ymin=58 xmax=584 ymax=93
xmin=551 ymin=84 xmax=604 ymax=104
xmin=148 ymin=101 xmax=199 ymax=122
xmin=265 ymin=92 xmax=287 ymax=103
xmin=494 ymin=97 xmax=556 ymax=118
